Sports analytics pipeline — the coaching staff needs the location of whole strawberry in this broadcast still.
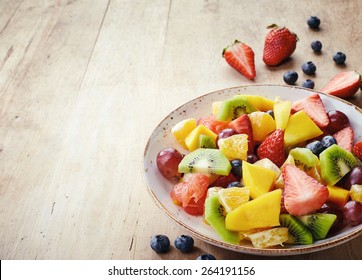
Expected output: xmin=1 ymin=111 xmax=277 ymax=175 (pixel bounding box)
xmin=263 ymin=24 xmax=298 ymax=66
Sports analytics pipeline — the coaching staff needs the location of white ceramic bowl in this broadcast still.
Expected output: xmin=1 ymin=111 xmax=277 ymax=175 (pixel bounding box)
xmin=143 ymin=84 xmax=362 ymax=256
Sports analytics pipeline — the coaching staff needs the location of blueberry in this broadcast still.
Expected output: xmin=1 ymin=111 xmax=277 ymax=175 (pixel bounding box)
xmin=311 ymin=40 xmax=322 ymax=52
xmin=302 ymin=79 xmax=315 ymax=89
xmin=283 ymin=71 xmax=298 ymax=85
xmin=227 ymin=181 xmax=243 ymax=188
xmin=321 ymin=135 xmax=337 ymax=149
xmin=196 ymin=253 xmax=216 ymax=260
xmin=306 ymin=140 xmax=324 ymax=156
xmin=174 ymin=235 xmax=194 ymax=253
xmin=333 ymin=52 xmax=346 ymax=65
xmin=150 ymin=235 xmax=170 ymax=253
xmin=230 ymin=159 xmax=243 ymax=178
xmin=247 ymin=154 xmax=259 ymax=164
xmin=266 ymin=110 xmax=274 ymax=119
xmin=307 ymin=16 xmax=321 ymax=29
xmin=302 ymin=61 xmax=317 ymax=75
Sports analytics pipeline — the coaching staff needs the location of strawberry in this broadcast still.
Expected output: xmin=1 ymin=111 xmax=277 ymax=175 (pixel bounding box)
xmin=197 ymin=115 xmax=229 ymax=134
xmin=291 ymin=93 xmax=329 ymax=128
xmin=228 ymin=114 xmax=254 ymax=153
xmin=333 ymin=126 xmax=354 ymax=152
xmin=223 ymin=40 xmax=256 ymax=80
xmin=257 ymin=129 xmax=285 ymax=167
xmin=282 ymin=164 xmax=329 ymax=216
xmin=353 ymin=142 xmax=362 ymax=161
xmin=262 ymin=24 xmax=298 ymax=66
xmin=321 ymin=71 xmax=361 ymax=99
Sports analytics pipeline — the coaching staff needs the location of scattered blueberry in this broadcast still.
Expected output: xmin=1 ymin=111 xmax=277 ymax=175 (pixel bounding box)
xmin=302 ymin=61 xmax=317 ymax=75
xmin=321 ymin=135 xmax=337 ymax=149
xmin=150 ymin=235 xmax=170 ymax=253
xmin=174 ymin=235 xmax=194 ymax=253
xmin=283 ymin=70 xmax=299 ymax=85
xmin=230 ymin=159 xmax=243 ymax=179
xmin=333 ymin=52 xmax=346 ymax=65
xmin=196 ymin=253 xmax=216 ymax=260
xmin=266 ymin=110 xmax=274 ymax=119
xmin=307 ymin=16 xmax=321 ymax=29
xmin=306 ymin=140 xmax=324 ymax=156
xmin=227 ymin=181 xmax=243 ymax=188
xmin=302 ymin=79 xmax=315 ymax=89
xmin=311 ymin=40 xmax=322 ymax=52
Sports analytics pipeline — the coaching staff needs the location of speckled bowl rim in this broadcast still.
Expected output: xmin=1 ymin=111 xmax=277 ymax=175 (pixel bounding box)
xmin=143 ymin=84 xmax=362 ymax=256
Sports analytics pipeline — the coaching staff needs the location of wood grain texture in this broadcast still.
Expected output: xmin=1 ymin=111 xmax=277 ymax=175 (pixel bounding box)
xmin=0 ymin=0 xmax=361 ymax=259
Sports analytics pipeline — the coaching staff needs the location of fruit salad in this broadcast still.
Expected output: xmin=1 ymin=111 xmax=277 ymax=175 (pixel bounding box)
xmin=155 ymin=93 xmax=362 ymax=249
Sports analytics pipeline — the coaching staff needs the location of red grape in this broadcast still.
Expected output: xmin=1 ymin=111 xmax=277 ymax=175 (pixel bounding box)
xmin=327 ymin=110 xmax=350 ymax=134
xmin=343 ymin=201 xmax=362 ymax=226
xmin=338 ymin=166 xmax=362 ymax=190
xmin=317 ymin=203 xmax=345 ymax=233
xmin=156 ymin=148 xmax=183 ymax=180
xmin=216 ymin=128 xmax=237 ymax=148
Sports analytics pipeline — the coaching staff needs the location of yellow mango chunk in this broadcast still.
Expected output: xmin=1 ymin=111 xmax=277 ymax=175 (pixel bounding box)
xmin=327 ymin=185 xmax=350 ymax=209
xmin=239 ymin=95 xmax=275 ymax=111
xmin=274 ymin=100 xmax=292 ymax=130
xmin=284 ymin=111 xmax=323 ymax=146
xmin=225 ymin=189 xmax=282 ymax=231
xmin=185 ymin=125 xmax=217 ymax=151
xmin=171 ymin=118 xmax=197 ymax=149
xmin=242 ymin=161 xmax=276 ymax=199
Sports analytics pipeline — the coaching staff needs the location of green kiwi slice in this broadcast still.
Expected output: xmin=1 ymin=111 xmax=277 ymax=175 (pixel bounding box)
xmin=279 ymin=214 xmax=313 ymax=245
xmin=178 ymin=148 xmax=231 ymax=176
xmin=198 ymin=134 xmax=216 ymax=149
xmin=204 ymin=194 xmax=241 ymax=244
xmin=289 ymin=147 xmax=321 ymax=180
xmin=216 ymin=95 xmax=256 ymax=121
xmin=297 ymin=213 xmax=336 ymax=240
xmin=320 ymin=144 xmax=358 ymax=186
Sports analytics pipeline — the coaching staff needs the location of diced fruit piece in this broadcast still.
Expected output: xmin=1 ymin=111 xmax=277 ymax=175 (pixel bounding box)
xmin=326 ymin=110 xmax=350 ymax=135
xmin=225 ymin=189 xmax=282 ymax=231
xmin=274 ymin=100 xmax=292 ymax=130
xmin=317 ymin=203 xmax=345 ymax=234
xmin=333 ymin=126 xmax=354 ymax=152
xmin=248 ymin=111 xmax=276 ymax=142
xmin=297 ymin=213 xmax=336 ymax=240
xmin=289 ymin=147 xmax=322 ymax=182
xmin=343 ymin=201 xmax=362 ymax=226
xmin=218 ymin=187 xmax=250 ymax=212
xmin=242 ymin=161 xmax=276 ymax=199
xmin=198 ymin=134 xmax=216 ymax=149
xmin=218 ymin=134 xmax=248 ymax=160
xmin=284 ymin=111 xmax=323 ymax=146
xmin=350 ymin=184 xmax=362 ymax=203
xmin=212 ymin=101 xmax=222 ymax=116
xmin=185 ymin=125 xmax=217 ymax=151
xmin=246 ymin=227 xmax=289 ymax=248
xmin=254 ymin=158 xmax=281 ymax=178
xmin=184 ymin=194 xmax=207 ymax=216
xmin=319 ymin=144 xmax=358 ymax=186
xmin=291 ymin=93 xmax=329 ymax=128
xmin=207 ymin=187 xmax=222 ymax=198
xmin=217 ymin=96 xmax=256 ymax=121
xmin=352 ymin=142 xmax=362 ymax=161
xmin=204 ymin=194 xmax=241 ymax=244
xmin=157 ymin=148 xmax=183 ymax=180
xmin=197 ymin=115 xmax=229 ymax=134
xmin=257 ymin=129 xmax=285 ymax=167
xmin=222 ymin=40 xmax=256 ymax=80
xmin=239 ymin=95 xmax=275 ymax=111
xmin=228 ymin=114 xmax=254 ymax=152
xmin=338 ymin=166 xmax=362 ymax=190
xmin=210 ymin=173 xmax=238 ymax=188
xmin=171 ymin=118 xmax=197 ymax=149
xmin=178 ymin=148 xmax=231 ymax=176
xmin=279 ymin=214 xmax=313 ymax=245
xmin=321 ymin=71 xmax=361 ymax=99
xmin=327 ymin=185 xmax=350 ymax=209
xmin=230 ymin=159 xmax=243 ymax=179
xmin=275 ymin=154 xmax=296 ymax=189
xmin=282 ymin=164 xmax=329 ymax=216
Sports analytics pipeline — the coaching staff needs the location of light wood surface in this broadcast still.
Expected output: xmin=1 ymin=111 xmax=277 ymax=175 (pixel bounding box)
xmin=1 ymin=0 xmax=361 ymax=260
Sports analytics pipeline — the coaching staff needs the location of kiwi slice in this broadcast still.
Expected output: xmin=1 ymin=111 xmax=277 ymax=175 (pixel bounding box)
xmin=297 ymin=213 xmax=336 ymax=240
xmin=204 ymin=194 xmax=241 ymax=244
xmin=178 ymin=148 xmax=231 ymax=176
xmin=216 ymin=95 xmax=256 ymax=121
xmin=289 ymin=147 xmax=322 ymax=181
xmin=320 ymin=144 xmax=358 ymax=186
xmin=279 ymin=214 xmax=313 ymax=245
xmin=199 ymin=134 xmax=216 ymax=149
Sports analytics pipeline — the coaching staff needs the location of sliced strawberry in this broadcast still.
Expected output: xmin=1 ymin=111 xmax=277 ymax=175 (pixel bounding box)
xmin=291 ymin=93 xmax=329 ymax=128
xmin=353 ymin=142 xmax=362 ymax=161
xmin=321 ymin=71 xmax=361 ymax=99
xmin=197 ymin=115 xmax=229 ymax=134
xmin=333 ymin=126 xmax=354 ymax=152
xmin=257 ymin=129 xmax=285 ymax=167
xmin=228 ymin=114 xmax=254 ymax=153
xmin=282 ymin=164 xmax=329 ymax=216
xmin=223 ymin=40 xmax=256 ymax=80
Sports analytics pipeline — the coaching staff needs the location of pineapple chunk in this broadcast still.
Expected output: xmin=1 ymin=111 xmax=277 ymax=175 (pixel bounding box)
xmin=185 ymin=125 xmax=217 ymax=151
xmin=274 ymin=100 xmax=292 ymax=130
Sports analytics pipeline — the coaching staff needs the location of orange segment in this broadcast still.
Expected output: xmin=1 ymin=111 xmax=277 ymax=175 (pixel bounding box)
xmin=246 ymin=227 xmax=289 ymax=248
xmin=218 ymin=134 xmax=248 ymax=160
xmin=171 ymin=118 xmax=197 ymax=149
xmin=218 ymin=187 xmax=250 ymax=212
xmin=248 ymin=111 xmax=276 ymax=142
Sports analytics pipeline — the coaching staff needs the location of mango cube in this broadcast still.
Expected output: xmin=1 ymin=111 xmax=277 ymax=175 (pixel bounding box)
xmin=185 ymin=125 xmax=217 ymax=151
xmin=327 ymin=185 xmax=350 ymax=209
xmin=171 ymin=118 xmax=197 ymax=149
xmin=239 ymin=95 xmax=275 ymax=111
xmin=274 ymin=100 xmax=292 ymax=130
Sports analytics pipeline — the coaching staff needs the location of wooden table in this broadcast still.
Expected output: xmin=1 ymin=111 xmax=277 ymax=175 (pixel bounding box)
xmin=1 ymin=0 xmax=361 ymax=260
